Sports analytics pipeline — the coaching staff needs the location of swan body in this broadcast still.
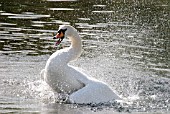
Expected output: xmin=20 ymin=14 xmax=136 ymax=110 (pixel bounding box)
xmin=41 ymin=25 xmax=121 ymax=104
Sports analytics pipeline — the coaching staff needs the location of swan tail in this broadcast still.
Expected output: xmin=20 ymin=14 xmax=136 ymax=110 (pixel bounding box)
xmin=69 ymin=82 xmax=121 ymax=104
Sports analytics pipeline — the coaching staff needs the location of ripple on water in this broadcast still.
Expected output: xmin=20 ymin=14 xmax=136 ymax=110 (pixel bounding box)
xmin=32 ymin=24 xmax=44 ymax=27
xmin=46 ymin=0 xmax=77 ymax=1
xmin=31 ymin=20 xmax=58 ymax=28
xmin=0 ymin=0 xmax=169 ymax=113
xmin=0 ymin=27 xmax=22 ymax=32
xmin=92 ymin=11 xmax=114 ymax=13
xmin=49 ymin=8 xmax=75 ymax=11
xmin=78 ymin=18 xmax=90 ymax=21
xmin=1 ymin=12 xmax=17 ymax=16
xmin=8 ymin=12 xmax=50 ymax=20
xmin=51 ymin=20 xmax=70 ymax=25
xmin=0 ymin=23 xmax=16 ymax=26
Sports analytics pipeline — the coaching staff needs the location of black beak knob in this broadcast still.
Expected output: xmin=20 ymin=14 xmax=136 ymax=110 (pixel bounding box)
xmin=53 ymin=36 xmax=57 ymax=39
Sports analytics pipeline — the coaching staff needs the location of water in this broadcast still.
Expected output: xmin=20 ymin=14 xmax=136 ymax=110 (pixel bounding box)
xmin=0 ymin=0 xmax=169 ymax=113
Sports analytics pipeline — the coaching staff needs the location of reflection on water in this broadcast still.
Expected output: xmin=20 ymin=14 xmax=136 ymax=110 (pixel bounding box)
xmin=0 ymin=0 xmax=169 ymax=113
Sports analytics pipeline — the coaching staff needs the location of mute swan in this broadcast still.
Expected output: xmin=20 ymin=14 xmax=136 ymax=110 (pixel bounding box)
xmin=41 ymin=25 xmax=121 ymax=104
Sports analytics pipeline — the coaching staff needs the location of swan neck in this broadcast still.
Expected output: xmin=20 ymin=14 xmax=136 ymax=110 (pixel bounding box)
xmin=68 ymin=34 xmax=82 ymax=61
xmin=71 ymin=36 xmax=81 ymax=48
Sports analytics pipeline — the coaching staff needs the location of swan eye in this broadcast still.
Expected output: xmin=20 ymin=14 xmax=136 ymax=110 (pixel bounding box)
xmin=58 ymin=28 xmax=67 ymax=34
xmin=54 ymin=28 xmax=67 ymax=39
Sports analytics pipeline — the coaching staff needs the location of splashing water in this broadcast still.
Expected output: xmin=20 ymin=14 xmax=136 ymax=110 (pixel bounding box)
xmin=0 ymin=0 xmax=169 ymax=113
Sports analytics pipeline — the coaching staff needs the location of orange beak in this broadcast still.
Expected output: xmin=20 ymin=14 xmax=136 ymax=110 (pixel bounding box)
xmin=57 ymin=32 xmax=64 ymax=38
xmin=53 ymin=32 xmax=64 ymax=39
xmin=53 ymin=32 xmax=65 ymax=46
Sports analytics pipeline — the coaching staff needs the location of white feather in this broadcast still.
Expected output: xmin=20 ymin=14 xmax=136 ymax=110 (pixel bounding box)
xmin=41 ymin=25 xmax=121 ymax=104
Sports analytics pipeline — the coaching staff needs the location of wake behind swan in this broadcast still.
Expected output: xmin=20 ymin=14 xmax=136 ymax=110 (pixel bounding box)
xmin=41 ymin=25 xmax=121 ymax=104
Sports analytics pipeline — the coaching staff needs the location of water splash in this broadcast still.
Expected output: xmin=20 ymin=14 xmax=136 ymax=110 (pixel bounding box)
xmin=27 ymin=80 xmax=55 ymax=103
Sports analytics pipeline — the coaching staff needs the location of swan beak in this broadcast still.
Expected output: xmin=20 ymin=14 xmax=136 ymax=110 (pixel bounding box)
xmin=53 ymin=36 xmax=57 ymax=39
xmin=53 ymin=32 xmax=64 ymax=46
xmin=53 ymin=33 xmax=59 ymax=39
xmin=53 ymin=32 xmax=64 ymax=39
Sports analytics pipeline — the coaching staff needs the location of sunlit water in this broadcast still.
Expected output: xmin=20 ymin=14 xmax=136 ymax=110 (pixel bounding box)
xmin=0 ymin=0 xmax=169 ymax=113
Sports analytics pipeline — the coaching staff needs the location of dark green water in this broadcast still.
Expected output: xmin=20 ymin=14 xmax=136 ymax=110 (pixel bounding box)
xmin=0 ymin=0 xmax=169 ymax=113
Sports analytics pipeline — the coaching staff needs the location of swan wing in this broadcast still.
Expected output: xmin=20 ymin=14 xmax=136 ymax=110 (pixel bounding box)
xmin=69 ymin=82 xmax=121 ymax=104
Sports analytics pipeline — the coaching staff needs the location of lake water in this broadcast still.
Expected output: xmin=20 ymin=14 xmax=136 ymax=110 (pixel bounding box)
xmin=0 ymin=0 xmax=169 ymax=113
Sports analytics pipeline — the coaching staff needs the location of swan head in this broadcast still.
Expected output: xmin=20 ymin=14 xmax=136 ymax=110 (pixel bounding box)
xmin=53 ymin=25 xmax=78 ymax=45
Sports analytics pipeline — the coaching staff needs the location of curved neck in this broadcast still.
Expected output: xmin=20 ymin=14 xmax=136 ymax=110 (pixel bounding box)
xmin=67 ymin=33 xmax=82 ymax=62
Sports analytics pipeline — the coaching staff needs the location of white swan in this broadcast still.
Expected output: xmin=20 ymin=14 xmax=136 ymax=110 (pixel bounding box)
xmin=41 ymin=25 xmax=121 ymax=104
